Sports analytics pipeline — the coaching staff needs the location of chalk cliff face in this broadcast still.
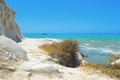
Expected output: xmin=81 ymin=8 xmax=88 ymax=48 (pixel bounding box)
xmin=0 ymin=0 xmax=23 ymax=42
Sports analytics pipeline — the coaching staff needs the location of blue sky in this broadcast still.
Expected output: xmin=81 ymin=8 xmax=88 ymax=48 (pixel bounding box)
xmin=6 ymin=0 xmax=120 ymax=33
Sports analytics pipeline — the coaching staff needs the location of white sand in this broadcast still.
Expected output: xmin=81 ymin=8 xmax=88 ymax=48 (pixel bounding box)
xmin=7 ymin=38 xmax=116 ymax=80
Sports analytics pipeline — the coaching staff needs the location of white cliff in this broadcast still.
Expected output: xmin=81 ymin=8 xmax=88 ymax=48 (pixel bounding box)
xmin=0 ymin=0 xmax=23 ymax=42
xmin=0 ymin=0 xmax=27 ymax=62
xmin=0 ymin=1 xmax=27 ymax=79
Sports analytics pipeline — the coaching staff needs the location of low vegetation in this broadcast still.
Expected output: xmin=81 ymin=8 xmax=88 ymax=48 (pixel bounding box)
xmin=40 ymin=40 xmax=81 ymax=67
xmin=82 ymin=63 xmax=120 ymax=79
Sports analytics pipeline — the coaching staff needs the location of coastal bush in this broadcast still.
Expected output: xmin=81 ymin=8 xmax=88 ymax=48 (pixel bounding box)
xmin=83 ymin=63 xmax=120 ymax=79
xmin=40 ymin=40 xmax=81 ymax=67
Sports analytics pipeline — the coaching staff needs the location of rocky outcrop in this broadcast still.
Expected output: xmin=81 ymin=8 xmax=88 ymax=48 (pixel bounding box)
xmin=0 ymin=1 xmax=27 ymax=79
xmin=0 ymin=0 xmax=23 ymax=42
xmin=0 ymin=35 xmax=27 ymax=79
xmin=0 ymin=35 xmax=27 ymax=62
xmin=111 ymin=59 xmax=120 ymax=65
xmin=109 ymin=53 xmax=120 ymax=65
xmin=0 ymin=0 xmax=26 ymax=67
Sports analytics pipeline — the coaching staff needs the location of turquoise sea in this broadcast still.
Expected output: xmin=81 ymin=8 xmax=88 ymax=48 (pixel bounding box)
xmin=23 ymin=33 xmax=120 ymax=64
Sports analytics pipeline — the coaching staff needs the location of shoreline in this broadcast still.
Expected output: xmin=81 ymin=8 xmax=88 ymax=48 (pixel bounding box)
xmin=18 ymin=38 xmax=117 ymax=80
xmin=0 ymin=37 xmax=118 ymax=80
xmin=21 ymin=38 xmax=119 ymax=65
xmin=19 ymin=38 xmax=117 ymax=80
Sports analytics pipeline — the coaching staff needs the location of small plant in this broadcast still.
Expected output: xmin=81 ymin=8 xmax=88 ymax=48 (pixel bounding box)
xmin=40 ymin=39 xmax=81 ymax=67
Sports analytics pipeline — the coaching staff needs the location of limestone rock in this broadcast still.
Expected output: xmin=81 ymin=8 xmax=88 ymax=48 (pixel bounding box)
xmin=12 ymin=71 xmax=31 ymax=80
xmin=109 ymin=53 xmax=120 ymax=65
xmin=0 ymin=35 xmax=27 ymax=61
xmin=111 ymin=59 xmax=120 ymax=65
xmin=0 ymin=0 xmax=23 ymax=42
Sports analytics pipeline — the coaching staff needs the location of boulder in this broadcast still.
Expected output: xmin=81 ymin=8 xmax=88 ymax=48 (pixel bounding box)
xmin=0 ymin=35 xmax=27 ymax=61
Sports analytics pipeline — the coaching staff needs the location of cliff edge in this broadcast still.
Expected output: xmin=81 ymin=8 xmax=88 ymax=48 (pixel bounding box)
xmin=0 ymin=0 xmax=23 ymax=42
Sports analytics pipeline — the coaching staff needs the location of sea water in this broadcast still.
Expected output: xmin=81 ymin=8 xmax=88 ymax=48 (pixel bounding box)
xmin=23 ymin=33 xmax=120 ymax=64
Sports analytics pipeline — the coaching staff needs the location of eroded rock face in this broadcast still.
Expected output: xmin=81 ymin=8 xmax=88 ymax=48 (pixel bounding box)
xmin=0 ymin=0 xmax=23 ymax=42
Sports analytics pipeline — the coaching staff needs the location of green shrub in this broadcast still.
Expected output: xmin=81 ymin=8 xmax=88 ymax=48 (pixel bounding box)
xmin=40 ymin=40 xmax=81 ymax=67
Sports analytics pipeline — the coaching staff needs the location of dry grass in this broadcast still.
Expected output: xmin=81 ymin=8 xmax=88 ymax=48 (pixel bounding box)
xmin=82 ymin=63 xmax=120 ymax=79
xmin=40 ymin=40 xmax=81 ymax=67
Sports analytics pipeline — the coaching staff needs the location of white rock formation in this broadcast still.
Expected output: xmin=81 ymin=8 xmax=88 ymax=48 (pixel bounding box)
xmin=0 ymin=1 xmax=27 ymax=79
xmin=111 ymin=59 xmax=120 ymax=65
xmin=0 ymin=35 xmax=27 ymax=61
xmin=0 ymin=35 xmax=27 ymax=79
xmin=0 ymin=0 xmax=23 ymax=42
xmin=109 ymin=53 xmax=120 ymax=65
